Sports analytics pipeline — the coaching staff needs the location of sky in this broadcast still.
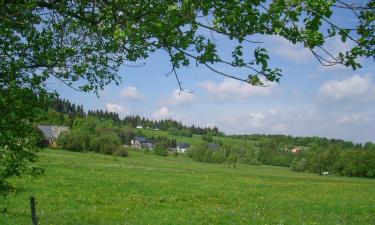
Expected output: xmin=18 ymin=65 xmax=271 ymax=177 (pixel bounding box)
xmin=54 ymin=7 xmax=375 ymax=144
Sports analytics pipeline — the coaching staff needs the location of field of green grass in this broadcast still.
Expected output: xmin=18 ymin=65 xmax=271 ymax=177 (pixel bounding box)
xmin=141 ymin=129 xmax=204 ymax=145
xmin=141 ymin=129 xmax=256 ymax=148
xmin=1 ymin=149 xmax=375 ymax=225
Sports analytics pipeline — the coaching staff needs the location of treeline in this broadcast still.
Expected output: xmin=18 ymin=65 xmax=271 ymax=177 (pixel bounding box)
xmin=229 ymin=134 xmax=363 ymax=149
xmin=187 ymin=135 xmax=375 ymax=178
xmin=37 ymin=98 xmax=86 ymax=127
xmin=232 ymin=134 xmax=375 ymax=175
xmin=87 ymin=110 xmax=121 ymax=123
xmin=41 ymin=98 xmax=224 ymax=136
xmin=51 ymin=98 xmax=86 ymax=117
xmin=291 ymin=144 xmax=375 ymax=178
xmin=123 ymin=115 xmax=223 ymax=136
xmin=187 ymin=135 xmax=298 ymax=167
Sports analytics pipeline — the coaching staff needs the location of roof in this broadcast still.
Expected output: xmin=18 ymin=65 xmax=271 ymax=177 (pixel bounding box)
xmin=177 ymin=142 xmax=190 ymax=148
xmin=37 ymin=125 xmax=69 ymax=139
xmin=208 ymin=143 xmax=220 ymax=150
xmin=134 ymin=136 xmax=147 ymax=142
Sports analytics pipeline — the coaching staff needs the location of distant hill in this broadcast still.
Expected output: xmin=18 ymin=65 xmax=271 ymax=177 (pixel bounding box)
xmin=37 ymin=97 xmax=375 ymax=178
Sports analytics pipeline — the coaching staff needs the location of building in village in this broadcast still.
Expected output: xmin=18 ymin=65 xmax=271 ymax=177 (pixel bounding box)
xmin=208 ymin=142 xmax=220 ymax=151
xmin=176 ymin=142 xmax=190 ymax=153
xmin=37 ymin=125 xmax=69 ymax=146
xmin=291 ymin=147 xmax=302 ymax=154
xmin=131 ymin=136 xmax=154 ymax=150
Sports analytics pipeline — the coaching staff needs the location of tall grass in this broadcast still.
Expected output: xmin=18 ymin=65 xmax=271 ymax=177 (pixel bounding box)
xmin=1 ymin=149 xmax=375 ymax=224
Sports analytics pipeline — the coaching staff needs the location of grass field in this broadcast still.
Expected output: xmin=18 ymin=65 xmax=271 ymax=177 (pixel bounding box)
xmin=141 ymin=129 xmax=256 ymax=148
xmin=1 ymin=149 xmax=375 ymax=225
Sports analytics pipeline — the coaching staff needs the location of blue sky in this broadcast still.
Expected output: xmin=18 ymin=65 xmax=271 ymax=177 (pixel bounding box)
xmin=54 ymin=8 xmax=375 ymax=143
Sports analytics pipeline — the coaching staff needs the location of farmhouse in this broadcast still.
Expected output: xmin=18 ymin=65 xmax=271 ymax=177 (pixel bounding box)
xmin=208 ymin=143 xmax=220 ymax=151
xmin=37 ymin=125 xmax=69 ymax=145
xmin=131 ymin=136 xmax=154 ymax=150
xmin=291 ymin=147 xmax=302 ymax=154
xmin=176 ymin=142 xmax=190 ymax=153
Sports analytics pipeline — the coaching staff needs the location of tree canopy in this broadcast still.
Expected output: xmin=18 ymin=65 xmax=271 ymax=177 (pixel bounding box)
xmin=1 ymin=0 xmax=374 ymax=195
xmin=1 ymin=0 xmax=374 ymax=93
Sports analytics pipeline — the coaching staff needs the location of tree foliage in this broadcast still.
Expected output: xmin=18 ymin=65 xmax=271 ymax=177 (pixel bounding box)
xmin=0 ymin=88 xmax=47 ymax=195
xmin=291 ymin=144 xmax=375 ymax=177
xmin=1 ymin=1 xmax=373 ymax=93
xmin=56 ymin=116 xmax=126 ymax=155
xmin=125 ymin=116 xmax=221 ymax=136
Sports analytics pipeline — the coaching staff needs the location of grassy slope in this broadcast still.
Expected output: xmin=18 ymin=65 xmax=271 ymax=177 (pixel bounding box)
xmin=141 ymin=129 xmax=255 ymax=148
xmin=141 ymin=129 xmax=205 ymax=146
xmin=1 ymin=149 xmax=375 ymax=225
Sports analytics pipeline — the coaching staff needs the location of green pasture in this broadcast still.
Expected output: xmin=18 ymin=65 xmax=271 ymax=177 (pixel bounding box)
xmin=1 ymin=149 xmax=374 ymax=225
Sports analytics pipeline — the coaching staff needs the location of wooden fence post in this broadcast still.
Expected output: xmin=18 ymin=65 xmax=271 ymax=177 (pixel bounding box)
xmin=30 ymin=196 xmax=38 ymax=225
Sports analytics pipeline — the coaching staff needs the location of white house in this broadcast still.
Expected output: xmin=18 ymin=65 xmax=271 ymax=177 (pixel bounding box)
xmin=131 ymin=136 xmax=154 ymax=150
xmin=136 ymin=125 xmax=143 ymax=129
xmin=176 ymin=142 xmax=190 ymax=153
xmin=291 ymin=147 xmax=302 ymax=154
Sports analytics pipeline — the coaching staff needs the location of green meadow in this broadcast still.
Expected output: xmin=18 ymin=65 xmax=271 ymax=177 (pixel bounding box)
xmin=141 ymin=129 xmax=256 ymax=148
xmin=1 ymin=149 xmax=375 ymax=225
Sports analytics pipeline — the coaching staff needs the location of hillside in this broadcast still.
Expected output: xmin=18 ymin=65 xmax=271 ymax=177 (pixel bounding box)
xmin=2 ymin=149 xmax=375 ymax=225
xmin=141 ymin=129 xmax=256 ymax=147
xmin=36 ymin=109 xmax=375 ymax=178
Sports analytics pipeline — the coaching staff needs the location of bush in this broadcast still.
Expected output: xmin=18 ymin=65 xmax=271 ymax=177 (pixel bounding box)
xmin=291 ymin=158 xmax=308 ymax=172
xmin=167 ymin=127 xmax=179 ymax=136
xmin=116 ymin=127 xmax=135 ymax=145
xmin=180 ymin=129 xmax=192 ymax=137
xmin=154 ymin=143 xmax=168 ymax=156
xmin=113 ymin=147 xmax=129 ymax=157
xmin=89 ymin=132 xmax=121 ymax=155
xmin=248 ymin=159 xmax=262 ymax=166
xmin=57 ymin=131 xmax=89 ymax=152
xmin=202 ymin=134 xmax=213 ymax=142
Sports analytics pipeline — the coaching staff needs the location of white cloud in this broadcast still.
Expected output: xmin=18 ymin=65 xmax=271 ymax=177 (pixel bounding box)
xmin=319 ymin=74 xmax=375 ymax=102
xmin=120 ymin=86 xmax=143 ymax=99
xmin=213 ymin=103 xmax=375 ymax=143
xmin=266 ymin=36 xmax=312 ymax=63
xmin=267 ymin=35 xmax=355 ymax=66
xmin=105 ymin=103 xmax=129 ymax=115
xmin=269 ymin=108 xmax=278 ymax=115
xmin=153 ymin=107 xmax=173 ymax=119
xmin=220 ymin=110 xmax=276 ymax=131
xmin=199 ymin=78 xmax=275 ymax=101
xmin=270 ymin=123 xmax=288 ymax=133
xmin=337 ymin=114 xmax=369 ymax=125
xmin=162 ymin=89 xmax=196 ymax=105
xmin=247 ymin=112 xmax=267 ymax=128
